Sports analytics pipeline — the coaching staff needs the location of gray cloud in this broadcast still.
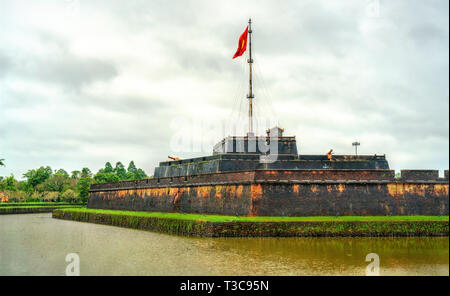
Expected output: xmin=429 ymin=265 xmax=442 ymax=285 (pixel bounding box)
xmin=0 ymin=0 xmax=448 ymax=179
xmin=4 ymin=34 xmax=118 ymax=91
xmin=0 ymin=53 xmax=11 ymax=77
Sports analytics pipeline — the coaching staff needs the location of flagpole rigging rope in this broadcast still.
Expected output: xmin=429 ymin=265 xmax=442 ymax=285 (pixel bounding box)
xmin=229 ymin=19 xmax=281 ymax=136
xmin=253 ymin=53 xmax=279 ymax=130
xmin=227 ymin=48 xmax=247 ymax=136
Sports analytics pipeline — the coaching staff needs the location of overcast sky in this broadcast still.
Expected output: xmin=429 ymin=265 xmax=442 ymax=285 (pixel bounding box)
xmin=0 ymin=0 xmax=448 ymax=179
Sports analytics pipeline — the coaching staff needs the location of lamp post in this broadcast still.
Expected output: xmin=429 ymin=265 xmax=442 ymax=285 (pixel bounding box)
xmin=352 ymin=141 xmax=360 ymax=156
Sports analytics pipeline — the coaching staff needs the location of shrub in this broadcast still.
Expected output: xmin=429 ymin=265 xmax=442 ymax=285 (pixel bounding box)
xmin=42 ymin=191 xmax=59 ymax=202
xmin=61 ymin=189 xmax=80 ymax=203
xmin=30 ymin=191 xmax=42 ymax=201
xmin=6 ymin=190 xmax=28 ymax=202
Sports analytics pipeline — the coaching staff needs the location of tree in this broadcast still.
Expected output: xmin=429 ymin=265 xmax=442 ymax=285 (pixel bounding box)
xmin=125 ymin=171 xmax=135 ymax=180
xmin=0 ymin=158 xmax=5 ymax=166
xmin=55 ymin=169 xmax=69 ymax=178
xmin=94 ymin=172 xmax=120 ymax=184
xmin=114 ymin=162 xmax=127 ymax=180
xmin=81 ymin=167 xmax=92 ymax=178
xmin=123 ymin=161 xmax=147 ymax=180
xmin=133 ymin=168 xmax=147 ymax=180
xmin=17 ymin=180 xmax=33 ymax=194
xmin=104 ymin=162 xmax=113 ymax=173
xmin=71 ymin=170 xmax=81 ymax=179
xmin=23 ymin=166 xmax=52 ymax=188
xmin=127 ymin=161 xmax=137 ymax=174
xmin=77 ymin=168 xmax=92 ymax=203
xmin=77 ymin=177 xmax=91 ymax=203
xmin=0 ymin=174 xmax=19 ymax=191
xmin=3 ymin=174 xmax=17 ymax=191
xmin=40 ymin=175 xmax=69 ymax=192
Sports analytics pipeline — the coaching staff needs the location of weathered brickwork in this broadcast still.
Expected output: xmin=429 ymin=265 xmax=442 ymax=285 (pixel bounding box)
xmin=89 ymin=184 xmax=253 ymax=215
xmin=400 ymin=170 xmax=439 ymax=181
xmin=90 ymin=169 xmax=395 ymax=192
xmin=253 ymin=170 xmax=395 ymax=181
xmin=88 ymin=170 xmax=449 ymax=216
xmin=251 ymin=182 xmax=448 ymax=216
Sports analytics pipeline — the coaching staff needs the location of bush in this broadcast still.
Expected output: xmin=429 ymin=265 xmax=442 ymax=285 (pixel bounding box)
xmin=61 ymin=189 xmax=80 ymax=203
xmin=6 ymin=190 xmax=28 ymax=202
xmin=30 ymin=191 xmax=42 ymax=201
xmin=42 ymin=191 xmax=59 ymax=202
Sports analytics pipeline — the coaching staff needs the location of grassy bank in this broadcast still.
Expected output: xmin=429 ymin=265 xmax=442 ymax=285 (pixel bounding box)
xmin=52 ymin=208 xmax=449 ymax=237
xmin=0 ymin=202 xmax=85 ymax=207
xmin=0 ymin=203 xmax=85 ymax=214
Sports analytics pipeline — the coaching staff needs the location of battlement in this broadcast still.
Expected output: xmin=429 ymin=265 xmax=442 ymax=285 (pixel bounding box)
xmin=299 ymin=154 xmax=386 ymax=161
xmin=400 ymin=170 xmax=440 ymax=181
xmin=153 ymin=153 xmax=391 ymax=178
xmin=91 ymin=168 xmax=450 ymax=192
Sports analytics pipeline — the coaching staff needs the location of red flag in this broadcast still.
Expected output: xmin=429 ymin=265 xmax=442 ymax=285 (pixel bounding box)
xmin=232 ymin=26 xmax=248 ymax=59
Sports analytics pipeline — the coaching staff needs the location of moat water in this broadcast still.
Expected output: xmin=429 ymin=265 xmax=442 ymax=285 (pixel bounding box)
xmin=0 ymin=213 xmax=448 ymax=276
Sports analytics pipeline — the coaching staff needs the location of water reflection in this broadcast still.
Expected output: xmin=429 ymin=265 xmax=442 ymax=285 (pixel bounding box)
xmin=0 ymin=214 xmax=448 ymax=276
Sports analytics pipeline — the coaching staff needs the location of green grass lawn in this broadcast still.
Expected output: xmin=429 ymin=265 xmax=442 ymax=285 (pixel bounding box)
xmin=0 ymin=202 xmax=85 ymax=207
xmin=0 ymin=203 xmax=85 ymax=214
xmin=0 ymin=205 xmax=84 ymax=210
xmin=57 ymin=208 xmax=449 ymax=223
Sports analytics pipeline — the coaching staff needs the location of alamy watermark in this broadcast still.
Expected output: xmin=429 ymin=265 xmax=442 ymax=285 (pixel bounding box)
xmin=169 ymin=116 xmax=281 ymax=163
xmin=366 ymin=0 xmax=381 ymax=18
xmin=365 ymin=253 xmax=380 ymax=276
xmin=63 ymin=0 xmax=81 ymax=20
xmin=65 ymin=253 xmax=80 ymax=276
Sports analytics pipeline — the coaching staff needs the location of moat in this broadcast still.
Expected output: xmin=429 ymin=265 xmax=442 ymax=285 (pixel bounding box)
xmin=0 ymin=214 xmax=448 ymax=276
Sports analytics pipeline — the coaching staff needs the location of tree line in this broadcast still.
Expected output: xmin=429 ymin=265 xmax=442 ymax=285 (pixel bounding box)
xmin=0 ymin=160 xmax=148 ymax=203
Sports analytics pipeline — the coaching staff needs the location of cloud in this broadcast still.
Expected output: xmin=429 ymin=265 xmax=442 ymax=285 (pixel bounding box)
xmin=0 ymin=53 xmax=11 ymax=77
xmin=0 ymin=0 xmax=448 ymax=179
xmin=1 ymin=33 xmax=118 ymax=92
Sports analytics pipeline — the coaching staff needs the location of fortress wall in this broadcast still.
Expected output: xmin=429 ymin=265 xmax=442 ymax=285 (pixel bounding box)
xmin=400 ymin=170 xmax=439 ymax=181
xmin=88 ymin=184 xmax=254 ymax=216
xmin=251 ymin=182 xmax=448 ymax=216
xmin=90 ymin=170 xmax=396 ymax=193
xmin=254 ymin=170 xmax=395 ymax=181
xmin=88 ymin=177 xmax=449 ymax=217
xmin=90 ymin=171 xmax=256 ymax=191
xmin=153 ymin=154 xmax=390 ymax=178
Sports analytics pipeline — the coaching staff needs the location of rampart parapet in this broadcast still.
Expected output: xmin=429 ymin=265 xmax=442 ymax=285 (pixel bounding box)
xmin=400 ymin=170 xmax=440 ymax=181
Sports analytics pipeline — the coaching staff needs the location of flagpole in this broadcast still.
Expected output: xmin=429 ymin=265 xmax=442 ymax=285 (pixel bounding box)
xmin=247 ymin=18 xmax=254 ymax=135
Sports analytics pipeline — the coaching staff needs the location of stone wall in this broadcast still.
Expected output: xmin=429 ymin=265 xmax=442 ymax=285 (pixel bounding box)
xmin=88 ymin=170 xmax=449 ymax=216
xmin=400 ymin=170 xmax=439 ymax=181
xmin=153 ymin=154 xmax=390 ymax=178
xmin=251 ymin=182 xmax=448 ymax=216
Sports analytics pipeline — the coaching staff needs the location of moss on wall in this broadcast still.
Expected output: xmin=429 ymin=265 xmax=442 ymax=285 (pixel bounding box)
xmin=0 ymin=205 xmax=84 ymax=215
xmin=53 ymin=208 xmax=449 ymax=237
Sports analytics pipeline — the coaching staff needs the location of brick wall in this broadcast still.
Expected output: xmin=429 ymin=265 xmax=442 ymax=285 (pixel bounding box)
xmin=88 ymin=170 xmax=449 ymax=216
xmin=400 ymin=170 xmax=439 ymax=181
